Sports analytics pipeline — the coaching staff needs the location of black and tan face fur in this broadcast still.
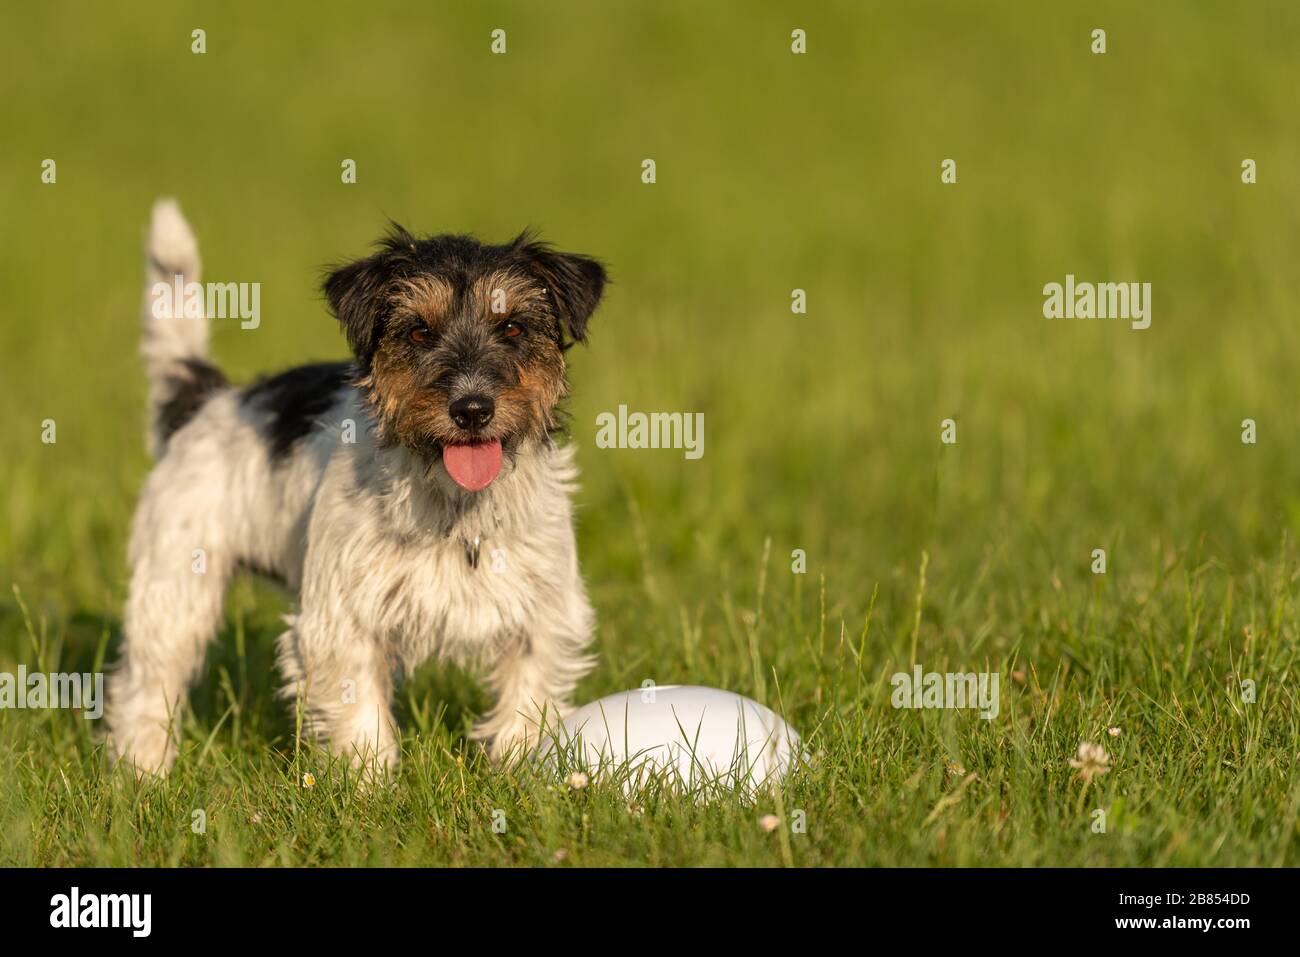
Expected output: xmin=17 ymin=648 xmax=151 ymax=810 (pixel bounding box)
xmin=324 ymin=227 xmax=606 ymax=487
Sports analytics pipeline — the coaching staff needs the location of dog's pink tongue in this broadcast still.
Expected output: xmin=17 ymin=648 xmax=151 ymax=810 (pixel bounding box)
xmin=441 ymin=440 xmax=503 ymax=492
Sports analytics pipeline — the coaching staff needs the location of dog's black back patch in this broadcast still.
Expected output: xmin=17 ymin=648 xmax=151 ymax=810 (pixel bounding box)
xmin=159 ymin=358 xmax=228 ymax=446
xmin=241 ymin=361 xmax=356 ymax=461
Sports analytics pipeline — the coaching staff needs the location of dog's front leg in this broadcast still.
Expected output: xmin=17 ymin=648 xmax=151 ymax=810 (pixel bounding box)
xmin=472 ymin=588 xmax=595 ymax=763
xmin=277 ymin=610 xmax=400 ymax=780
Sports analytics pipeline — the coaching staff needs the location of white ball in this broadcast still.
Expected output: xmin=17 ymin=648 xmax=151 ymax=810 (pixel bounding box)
xmin=537 ymin=685 xmax=803 ymax=795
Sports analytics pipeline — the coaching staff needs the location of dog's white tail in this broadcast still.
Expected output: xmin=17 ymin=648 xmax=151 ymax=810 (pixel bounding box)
xmin=140 ymin=199 xmax=223 ymax=456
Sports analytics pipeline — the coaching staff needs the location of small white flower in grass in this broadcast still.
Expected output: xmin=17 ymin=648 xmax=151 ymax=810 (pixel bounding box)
xmin=301 ymin=772 xmax=316 ymax=788
xmin=1107 ymin=726 xmax=1121 ymax=738
xmin=567 ymin=771 xmax=589 ymax=790
xmin=1068 ymin=742 xmax=1111 ymax=783
xmin=759 ymin=814 xmax=780 ymax=832
xmin=552 ymin=848 xmax=569 ymax=862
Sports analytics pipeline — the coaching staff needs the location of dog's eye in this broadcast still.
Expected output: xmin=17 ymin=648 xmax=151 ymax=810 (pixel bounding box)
xmin=502 ymin=320 xmax=524 ymax=339
xmin=409 ymin=325 xmax=433 ymax=344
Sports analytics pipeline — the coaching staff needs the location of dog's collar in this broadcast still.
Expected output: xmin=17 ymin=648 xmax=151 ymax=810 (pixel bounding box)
xmin=460 ymin=498 xmax=502 ymax=570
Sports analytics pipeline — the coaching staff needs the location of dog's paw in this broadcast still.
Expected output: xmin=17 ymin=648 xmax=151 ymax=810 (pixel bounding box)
xmin=350 ymin=758 xmax=399 ymax=793
xmin=106 ymin=721 xmax=178 ymax=779
xmin=473 ymin=700 xmax=572 ymax=765
xmin=473 ymin=719 xmax=541 ymax=766
xmin=335 ymin=734 xmax=400 ymax=788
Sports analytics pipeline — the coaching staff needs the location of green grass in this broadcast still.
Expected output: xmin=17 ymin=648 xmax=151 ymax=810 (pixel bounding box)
xmin=3 ymin=0 xmax=1300 ymax=866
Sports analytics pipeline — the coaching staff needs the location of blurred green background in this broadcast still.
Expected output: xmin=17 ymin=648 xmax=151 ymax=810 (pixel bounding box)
xmin=2 ymin=1 xmax=1299 ymax=865
xmin=5 ymin=0 xmax=1299 ymax=625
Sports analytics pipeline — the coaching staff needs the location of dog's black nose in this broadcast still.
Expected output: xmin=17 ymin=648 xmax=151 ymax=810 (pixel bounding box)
xmin=449 ymin=394 xmax=495 ymax=432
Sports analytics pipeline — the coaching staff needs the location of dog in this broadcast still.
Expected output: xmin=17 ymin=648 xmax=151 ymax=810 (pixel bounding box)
xmin=106 ymin=199 xmax=607 ymax=777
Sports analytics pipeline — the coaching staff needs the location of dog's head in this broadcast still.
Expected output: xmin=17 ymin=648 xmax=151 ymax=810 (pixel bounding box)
xmin=324 ymin=227 xmax=606 ymax=491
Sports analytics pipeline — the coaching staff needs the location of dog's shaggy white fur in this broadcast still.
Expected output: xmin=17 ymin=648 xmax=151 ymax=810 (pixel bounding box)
xmin=106 ymin=201 xmax=595 ymax=776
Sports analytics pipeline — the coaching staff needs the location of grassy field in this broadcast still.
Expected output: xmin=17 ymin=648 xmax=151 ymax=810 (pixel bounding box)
xmin=3 ymin=1 xmax=1300 ymax=866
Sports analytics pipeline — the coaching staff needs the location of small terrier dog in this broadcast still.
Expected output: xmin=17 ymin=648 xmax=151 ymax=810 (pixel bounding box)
xmin=107 ymin=200 xmax=607 ymax=777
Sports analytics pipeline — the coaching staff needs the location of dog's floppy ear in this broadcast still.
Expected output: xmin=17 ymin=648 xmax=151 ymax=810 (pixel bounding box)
xmin=517 ymin=236 xmax=608 ymax=346
xmin=324 ymin=226 xmax=412 ymax=367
